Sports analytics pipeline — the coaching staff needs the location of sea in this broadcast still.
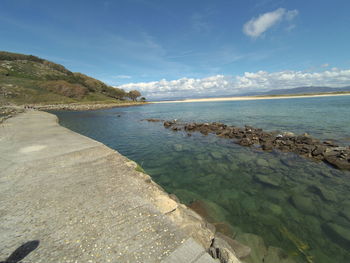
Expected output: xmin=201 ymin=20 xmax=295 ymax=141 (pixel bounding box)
xmin=51 ymin=95 xmax=350 ymax=263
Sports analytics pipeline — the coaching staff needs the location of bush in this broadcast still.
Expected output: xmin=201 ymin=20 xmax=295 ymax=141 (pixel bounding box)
xmin=39 ymin=80 xmax=88 ymax=99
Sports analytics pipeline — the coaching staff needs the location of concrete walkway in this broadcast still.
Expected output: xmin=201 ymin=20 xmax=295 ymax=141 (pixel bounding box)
xmin=0 ymin=111 xmax=217 ymax=263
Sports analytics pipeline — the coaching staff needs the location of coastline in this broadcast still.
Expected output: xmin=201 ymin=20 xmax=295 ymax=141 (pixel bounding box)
xmin=154 ymin=92 xmax=350 ymax=104
xmin=0 ymin=111 xmax=240 ymax=263
xmin=30 ymin=101 xmax=148 ymax=111
xmin=0 ymin=102 xmax=148 ymax=123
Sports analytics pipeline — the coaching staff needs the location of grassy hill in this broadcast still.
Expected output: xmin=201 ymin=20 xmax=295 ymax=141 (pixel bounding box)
xmin=0 ymin=51 xmax=135 ymax=105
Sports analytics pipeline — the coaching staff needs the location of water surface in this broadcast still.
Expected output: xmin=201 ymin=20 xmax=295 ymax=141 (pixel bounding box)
xmin=52 ymin=95 xmax=350 ymax=263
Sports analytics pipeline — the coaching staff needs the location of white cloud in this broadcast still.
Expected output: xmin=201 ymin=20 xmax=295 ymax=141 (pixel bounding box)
xmin=114 ymin=75 xmax=132 ymax=79
xmin=243 ymin=8 xmax=298 ymax=38
xmin=115 ymin=68 xmax=350 ymax=99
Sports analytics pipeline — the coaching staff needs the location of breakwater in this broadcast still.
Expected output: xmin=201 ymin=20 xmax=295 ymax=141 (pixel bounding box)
xmin=1 ymin=111 xmax=234 ymax=263
xmin=148 ymin=119 xmax=350 ymax=171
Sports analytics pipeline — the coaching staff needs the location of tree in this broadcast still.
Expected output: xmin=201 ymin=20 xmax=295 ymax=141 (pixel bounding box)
xmin=128 ymin=90 xmax=141 ymax=101
xmin=140 ymin=97 xmax=146 ymax=102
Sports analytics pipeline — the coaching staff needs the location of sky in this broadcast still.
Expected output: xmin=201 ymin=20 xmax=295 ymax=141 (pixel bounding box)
xmin=1 ymin=0 xmax=350 ymax=99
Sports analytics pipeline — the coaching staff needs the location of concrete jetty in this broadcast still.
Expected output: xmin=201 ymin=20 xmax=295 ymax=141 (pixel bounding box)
xmin=0 ymin=111 xmax=221 ymax=263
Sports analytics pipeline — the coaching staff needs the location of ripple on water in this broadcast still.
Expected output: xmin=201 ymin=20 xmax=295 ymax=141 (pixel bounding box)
xmin=52 ymin=96 xmax=350 ymax=263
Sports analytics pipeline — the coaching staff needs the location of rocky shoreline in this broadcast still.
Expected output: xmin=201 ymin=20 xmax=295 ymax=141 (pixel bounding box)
xmin=0 ymin=106 xmax=24 ymax=123
xmin=146 ymin=119 xmax=350 ymax=171
xmin=0 ymin=102 xmax=147 ymax=122
xmin=30 ymin=102 xmax=148 ymax=111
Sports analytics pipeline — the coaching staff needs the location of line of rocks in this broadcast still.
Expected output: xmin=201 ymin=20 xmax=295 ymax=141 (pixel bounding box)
xmin=32 ymin=102 xmax=147 ymax=111
xmin=0 ymin=106 xmax=24 ymax=123
xmin=146 ymin=119 xmax=350 ymax=171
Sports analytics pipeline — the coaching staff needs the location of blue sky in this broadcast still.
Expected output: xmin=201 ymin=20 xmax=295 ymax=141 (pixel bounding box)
xmin=1 ymin=0 xmax=350 ymax=98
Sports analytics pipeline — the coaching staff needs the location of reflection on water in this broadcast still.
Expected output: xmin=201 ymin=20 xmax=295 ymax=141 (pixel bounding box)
xmin=52 ymin=96 xmax=350 ymax=263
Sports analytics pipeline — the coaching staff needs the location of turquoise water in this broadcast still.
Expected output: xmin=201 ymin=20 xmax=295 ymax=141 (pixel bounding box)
xmin=52 ymin=95 xmax=350 ymax=263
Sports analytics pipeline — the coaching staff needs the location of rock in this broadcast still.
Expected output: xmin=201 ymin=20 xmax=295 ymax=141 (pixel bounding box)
xmin=145 ymin=118 xmax=162 ymax=122
xmin=264 ymin=202 xmax=283 ymax=215
xmin=215 ymin=233 xmax=251 ymax=259
xmin=290 ymin=195 xmax=315 ymax=214
xmin=322 ymin=223 xmax=350 ymax=249
xmin=236 ymin=233 xmax=267 ymax=263
xmin=312 ymin=145 xmax=327 ymax=156
xmin=172 ymin=189 xmax=202 ymax=205
xmin=239 ymin=137 xmax=254 ymax=146
xmin=282 ymin=131 xmax=295 ymax=137
xmin=324 ymin=156 xmax=350 ymax=170
xmin=154 ymin=119 xmax=350 ymax=172
xmin=261 ymin=141 xmax=274 ymax=151
xmin=256 ymin=158 xmax=269 ymax=167
xmin=211 ymin=151 xmax=223 ymax=159
xmin=214 ymin=222 xmax=239 ymax=238
xmin=164 ymin=121 xmax=173 ymax=127
xmin=254 ymin=174 xmax=281 ymax=187
xmin=340 ymin=205 xmax=350 ymax=222
xmin=210 ymin=234 xmax=240 ymax=263
xmin=211 ymin=232 xmax=250 ymax=262
xmin=264 ymin=246 xmax=297 ymax=263
xmin=308 ymin=185 xmax=337 ymax=202
xmin=188 ymin=200 xmax=229 ymax=223
xmin=173 ymin=144 xmax=183 ymax=152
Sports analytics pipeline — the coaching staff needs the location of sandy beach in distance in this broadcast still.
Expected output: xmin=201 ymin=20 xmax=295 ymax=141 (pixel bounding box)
xmin=154 ymin=92 xmax=350 ymax=103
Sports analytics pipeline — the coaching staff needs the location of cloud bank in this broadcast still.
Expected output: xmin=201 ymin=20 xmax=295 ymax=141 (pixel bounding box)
xmin=115 ymin=68 xmax=350 ymax=99
xmin=243 ymin=8 xmax=298 ymax=38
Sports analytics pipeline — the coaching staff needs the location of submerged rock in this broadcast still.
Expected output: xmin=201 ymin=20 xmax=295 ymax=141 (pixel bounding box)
xmin=210 ymin=232 xmax=251 ymax=261
xmin=308 ymin=185 xmax=337 ymax=202
xmin=153 ymin=119 xmax=350 ymax=172
xmin=264 ymin=246 xmax=297 ymax=263
xmin=236 ymin=233 xmax=267 ymax=263
xmin=290 ymin=195 xmax=315 ymax=214
xmin=254 ymin=174 xmax=281 ymax=187
xmin=322 ymin=223 xmax=350 ymax=249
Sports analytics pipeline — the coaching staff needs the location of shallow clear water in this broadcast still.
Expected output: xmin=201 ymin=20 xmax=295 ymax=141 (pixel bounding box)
xmin=52 ymin=95 xmax=350 ymax=263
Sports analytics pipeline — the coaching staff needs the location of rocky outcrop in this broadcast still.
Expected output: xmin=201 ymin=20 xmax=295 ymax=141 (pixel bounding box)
xmin=148 ymin=120 xmax=350 ymax=171
xmin=0 ymin=106 xmax=24 ymax=123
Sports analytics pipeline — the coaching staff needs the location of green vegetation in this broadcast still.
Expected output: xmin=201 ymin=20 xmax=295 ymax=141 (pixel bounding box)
xmin=0 ymin=51 xmax=143 ymax=105
xmin=135 ymin=163 xmax=146 ymax=174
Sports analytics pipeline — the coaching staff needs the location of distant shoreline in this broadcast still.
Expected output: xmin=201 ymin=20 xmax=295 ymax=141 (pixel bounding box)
xmin=154 ymin=92 xmax=350 ymax=103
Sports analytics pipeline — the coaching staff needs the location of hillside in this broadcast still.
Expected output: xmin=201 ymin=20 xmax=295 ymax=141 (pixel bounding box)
xmin=0 ymin=51 xmax=138 ymax=105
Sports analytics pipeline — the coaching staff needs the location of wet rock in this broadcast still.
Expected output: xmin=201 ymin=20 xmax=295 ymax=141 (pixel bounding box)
xmin=282 ymin=131 xmax=295 ymax=137
xmin=322 ymin=223 xmax=350 ymax=249
xmin=213 ymin=222 xmax=239 ymax=238
xmin=256 ymin=158 xmax=269 ymax=167
xmin=236 ymin=233 xmax=267 ymax=263
xmin=308 ymin=185 xmax=337 ymax=202
xmin=210 ymin=236 xmax=241 ymax=263
xmin=254 ymin=174 xmax=281 ymax=187
xmin=145 ymin=118 xmax=162 ymax=122
xmin=324 ymin=155 xmax=350 ymax=170
xmin=211 ymin=151 xmax=223 ymax=159
xmin=264 ymin=246 xmax=297 ymax=263
xmin=261 ymin=141 xmax=274 ymax=151
xmin=290 ymin=195 xmax=315 ymax=214
xmin=154 ymin=119 xmax=350 ymax=172
xmin=212 ymin=232 xmax=251 ymax=260
xmin=340 ymin=204 xmax=350 ymax=222
xmin=163 ymin=121 xmax=174 ymax=127
xmin=312 ymin=145 xmax=327 ymax=156
xmin=172 ymin=189 xmax=202 ymax=204
xmin=173 ymin=144 xmax=183 ymax=152
xmin=264 ymin=202 xmax=283 ymax=215
xmin=189 ymin=200 xmax=229 ymax=223
xmin=239 ymin=137 xmax=254 ymax=146
xmin=171 ymin=126 xmax=181 ymax=131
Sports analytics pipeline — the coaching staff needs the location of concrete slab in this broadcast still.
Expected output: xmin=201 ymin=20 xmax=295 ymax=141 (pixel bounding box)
xmin=0 ymin=111 xmax=216 ymax=263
